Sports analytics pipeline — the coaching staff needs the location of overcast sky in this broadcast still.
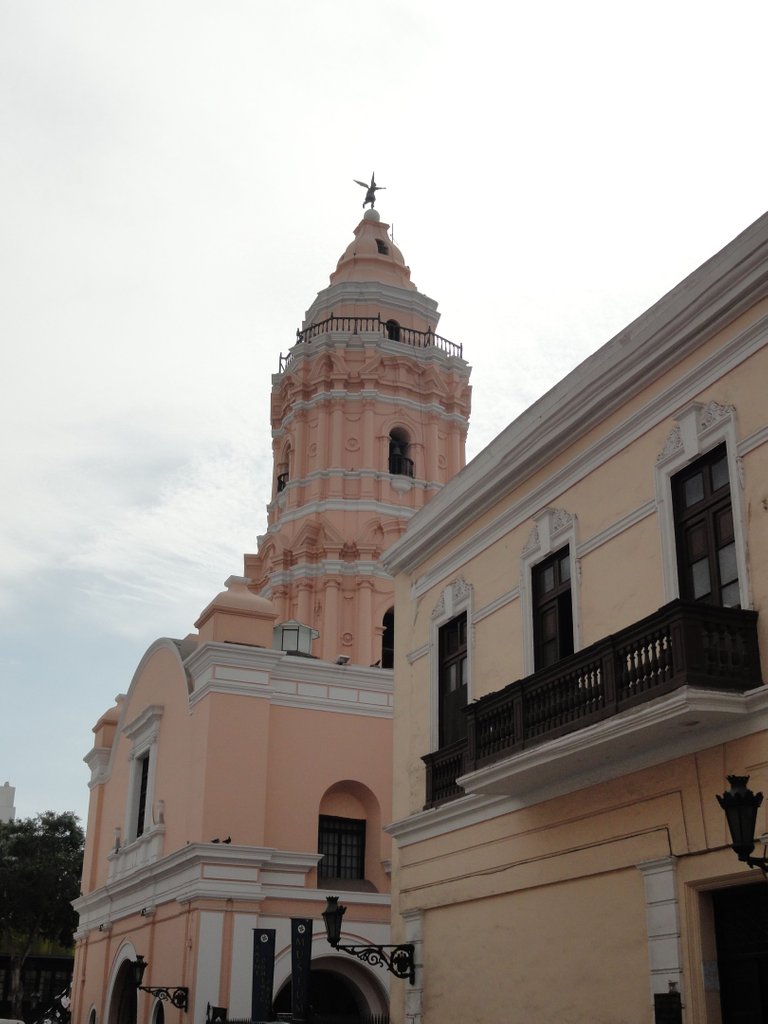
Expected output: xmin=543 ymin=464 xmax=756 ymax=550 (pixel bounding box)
xmin=2 ymin=0 xmax=767 ymax=823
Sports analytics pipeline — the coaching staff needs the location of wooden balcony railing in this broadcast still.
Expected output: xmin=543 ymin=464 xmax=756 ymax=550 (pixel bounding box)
xmin=278 ymin=314 xmax=463 ymax=371
xmin=423 ymin=600 xmax=762 ymax=807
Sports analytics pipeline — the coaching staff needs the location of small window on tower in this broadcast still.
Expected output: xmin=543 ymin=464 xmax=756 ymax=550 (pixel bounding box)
xmin=134 ymin=753 xmax=150 ymax=838
xmin=376 ymin=239 xmax=389 ymax=254
xmin=382 ymin=608 xmax=394 ymax=668
xmin=385 ymin=319 xmax=400 ymax=341
xmin=388 ymin=428 xmax=413 ymax=477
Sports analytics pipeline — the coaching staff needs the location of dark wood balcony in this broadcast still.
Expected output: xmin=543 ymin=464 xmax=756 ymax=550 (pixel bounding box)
xmin=423 ymin=600 xmax=762 ymax=808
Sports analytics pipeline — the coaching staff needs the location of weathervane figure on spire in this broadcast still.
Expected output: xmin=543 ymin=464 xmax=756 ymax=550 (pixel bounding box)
xmin=354 ymin=173 xmax=385 ymax=209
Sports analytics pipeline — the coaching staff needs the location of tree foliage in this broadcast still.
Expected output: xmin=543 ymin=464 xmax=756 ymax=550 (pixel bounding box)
xmin=0 ymin=811 xmax=84 ymax=1016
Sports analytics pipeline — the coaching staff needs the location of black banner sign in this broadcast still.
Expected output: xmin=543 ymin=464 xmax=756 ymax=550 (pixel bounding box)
xmin=291 ymin=918 xmax=313 ymax=1022
xmin=251 ymin=928 xmax=276 ymax=1023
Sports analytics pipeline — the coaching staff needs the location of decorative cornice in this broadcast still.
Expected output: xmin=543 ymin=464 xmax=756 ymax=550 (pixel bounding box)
xmin=184 ymin=641 xmax=285 ymax=679
xmin=74 ymin=843 xmax=323 ymax=932
xmin=430 ymin=578 xmax=471 ymax=620
xmin=84 ymin=746 xmax=112 ymax=788
xmin=656 ymin=400 xmax=736 ymax=465
xmin=263 ymin=497 xmax=420 ymax=529
xmin=383 ymin=206 xmax=768 ymax=578
xmin=273 ymin=391 xmax=469 ymax=433
xmin=700 ymin=398 xmax=736 ymax=431
xmin=184 ymin=641 xmax=393 ymax=717
xmin=258 ymin=562 xmax=396 ymax=589
xmin=656 ymin=424 xmax=683 ymax=463
xmin=386 ymin=792 xmax=511 ymax=847
xmin=388 ymin=313 xmax=767 ymax=593
xmin=123 ymin=705 xmax=163 ymax=742
xmin=304 ymin=279 xmax=441 ymax=326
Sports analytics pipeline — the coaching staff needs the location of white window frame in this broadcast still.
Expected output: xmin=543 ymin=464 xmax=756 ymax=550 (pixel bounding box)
xmin=654 ymin=400 xmax=751 ymax=608
xmin=123 ymin=705 xmax=163 ymax=843
xmin=519 ymin=508 xmax=580 ymax=676
xmin=429 ymin=579 xmax=473 ymax=751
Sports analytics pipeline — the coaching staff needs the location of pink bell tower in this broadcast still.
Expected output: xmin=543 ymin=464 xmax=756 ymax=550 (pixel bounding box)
xmin=245 ymin=206 xmax=471 ymax=665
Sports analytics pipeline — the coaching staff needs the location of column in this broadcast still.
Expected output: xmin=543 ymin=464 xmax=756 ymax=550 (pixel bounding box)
xmin=356 ymin=580 xmax=373 ymax=666
xmin=322 ymin=579 xmax=341 ymax=658
xmin=297 ymin=581 xmax=313 ymax=626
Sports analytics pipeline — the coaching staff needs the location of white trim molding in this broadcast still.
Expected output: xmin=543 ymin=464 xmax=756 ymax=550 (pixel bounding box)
xmin=402 ymin=908 xmax=424 ymax=1024
xmin=122 ymin=706 xmax=164 ymax=845
xmin=637 ymin=857 xmax=683 ymax=1003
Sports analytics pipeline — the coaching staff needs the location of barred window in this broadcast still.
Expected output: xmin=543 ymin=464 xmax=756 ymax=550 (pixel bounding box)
xmin=318 ymin=815 xmax=366 ymax=880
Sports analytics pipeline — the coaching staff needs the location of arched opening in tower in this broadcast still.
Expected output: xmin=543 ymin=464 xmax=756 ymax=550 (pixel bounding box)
xmin=382 ymin=608 xmax=394 ymax=669
xmin=388 ymin=429 xmax=413 ymax=477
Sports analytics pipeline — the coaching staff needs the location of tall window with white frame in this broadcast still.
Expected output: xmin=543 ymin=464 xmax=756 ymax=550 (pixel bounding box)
xmin=317 ymin=815 xmax=366 ymax=881
xmin=532 ymin=547 xmax=573 ymax=670
xmin=672 ymin=443 xmax=739 ymax=607
xmin=134 ymin=753 xmax=150 ymax=839
xmin=381 ymin=607 xmax=394 ymax=669
xmin=438 ymin=613 xmax=468 ymax=747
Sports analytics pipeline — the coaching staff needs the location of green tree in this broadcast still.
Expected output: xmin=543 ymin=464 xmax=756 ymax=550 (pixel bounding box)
xmin=0 ymin=811 xmax=84 ymax=1018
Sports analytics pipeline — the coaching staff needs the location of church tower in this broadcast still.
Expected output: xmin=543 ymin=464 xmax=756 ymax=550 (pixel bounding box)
xmin=245 ymin=206 xmax=471 ymax=665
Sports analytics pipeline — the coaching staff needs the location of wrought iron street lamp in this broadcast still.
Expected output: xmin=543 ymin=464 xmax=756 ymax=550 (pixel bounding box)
xmin=716 ymin=775 xmax=768 ymax=875
xmin=131 ymin=955 xmax=189 ymax=1011
xmin=321 ymin=896 xmax=415 ymax=985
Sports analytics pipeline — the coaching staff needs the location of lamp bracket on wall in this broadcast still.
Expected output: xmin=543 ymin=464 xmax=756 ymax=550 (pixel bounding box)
xmin=131 ymin=956 xmax=189 ymax=1011
xmin=321 ymin=896 xmax=415 ymax=984
xmin=332 ymin=940 xmax=415 ymax=983
xmin=717 ymin=775 xmax=768 ymax=877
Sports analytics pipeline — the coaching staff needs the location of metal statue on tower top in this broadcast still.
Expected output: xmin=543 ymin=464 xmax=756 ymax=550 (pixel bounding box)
xmin=354 ymin=173 xmax=385 ymax=209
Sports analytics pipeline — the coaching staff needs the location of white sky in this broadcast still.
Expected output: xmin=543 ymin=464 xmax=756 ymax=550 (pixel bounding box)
xmin=2 ymin=0 xmax=767 ymax=823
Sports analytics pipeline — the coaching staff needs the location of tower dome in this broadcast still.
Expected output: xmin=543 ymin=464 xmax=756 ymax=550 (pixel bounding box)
xmin=329 ymin=209 xmax=416 ymax=290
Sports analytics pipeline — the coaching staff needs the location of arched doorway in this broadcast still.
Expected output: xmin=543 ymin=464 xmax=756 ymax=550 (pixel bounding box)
xmin=273 ymin=964 xmax=387 ymax=1023
xmin=107 ymin=961 xmax=137 ymax=1024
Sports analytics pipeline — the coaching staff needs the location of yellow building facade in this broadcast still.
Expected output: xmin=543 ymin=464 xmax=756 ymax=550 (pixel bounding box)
xmin=384 ymin=213 xmax=768 ymax=1023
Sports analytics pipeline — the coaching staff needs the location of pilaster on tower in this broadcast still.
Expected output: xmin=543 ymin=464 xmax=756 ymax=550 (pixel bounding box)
xmin=244 ymin=208 xmax=472 ymax=665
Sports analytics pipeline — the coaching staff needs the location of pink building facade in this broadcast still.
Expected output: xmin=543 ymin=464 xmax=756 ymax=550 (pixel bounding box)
xmin=72 ymin=209 xmax=471 ymax=1024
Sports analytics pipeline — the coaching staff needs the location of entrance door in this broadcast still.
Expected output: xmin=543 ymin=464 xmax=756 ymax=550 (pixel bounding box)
xmin=273 ymin=968 xmax=370 ymax=1023
xmin=109 ymin=961 xmax=138 ymax=1024
xmin=713 ymin=883 xmax=768 ymax=1023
